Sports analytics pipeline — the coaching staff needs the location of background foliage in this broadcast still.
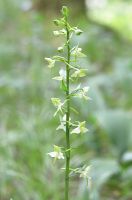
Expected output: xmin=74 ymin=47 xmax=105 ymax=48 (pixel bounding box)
xmin=0 ymin=0 xmax=132 ymax=199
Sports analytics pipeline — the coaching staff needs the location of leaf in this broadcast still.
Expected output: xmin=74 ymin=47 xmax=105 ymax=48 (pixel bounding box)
xmin=60 ymin=80 xmax=67 ymax=92
xmin=90 ymin=159 xmax=120 ymax=200
xmin=78 ymin=159 xmax=120 ymax=200
xmin=122 ymin=151 xmax=132 ymax=164
xmin=96 ymin=110 xmax=132 ymax=156
xmin=87 ymin=1 xmax=132 ymax=40
xmin=91 ymin=159 xmax=120 ymax=187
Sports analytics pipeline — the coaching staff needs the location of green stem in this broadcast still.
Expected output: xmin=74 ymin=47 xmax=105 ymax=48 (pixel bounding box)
xmin=65 ymin=16 xmax=71 ymax=200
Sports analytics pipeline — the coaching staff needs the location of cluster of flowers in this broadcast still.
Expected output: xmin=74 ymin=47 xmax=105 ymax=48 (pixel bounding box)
xmin=45 ymin=6 xmax=91 ymax=188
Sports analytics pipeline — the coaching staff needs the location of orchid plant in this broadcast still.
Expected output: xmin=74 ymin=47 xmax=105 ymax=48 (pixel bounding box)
xmin=45 ymin=6 xmax=91 ymax=200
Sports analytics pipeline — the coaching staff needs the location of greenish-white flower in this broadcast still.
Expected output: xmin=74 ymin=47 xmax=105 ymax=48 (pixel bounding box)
xmin=76 ymin=86 xmax=90 ymax=100
xmin=80 ymin=165 xmax=92 ymax=189
xmin=71 ymin=47 xmax=86 ymax=57
xmin=56 ymin=115 xmax=66 ymax=132
xmin=71 ymin=69 xmax=87 ymax=78
xmin=45 ymin=57 xmax=55 ymax=68
xmin=53 ymin=29 xmax=66 ymax=36
xmin=48 ymin=145 xmax=64 ymax=160
xmin=60 ymin=29 xmax=67 ymax=35
xmin=51 ymin=98 xmax=61 ymax=107
xmin=80 ymin=166 xmax=91 ymax=178
xmin=74 ymin=27 xmax=83 ymax=35
xmin=56 ymin=115 xmax=71 ymax=132
xmin=53 ymin=69 xmax=66 ymax=81
xmin=51 ymin=98 xmax=66 ymax=116
xmin=71 ymin=121 xmax=88 ymax=134
xmin=53 ymin=31 xmax=60 ymax=36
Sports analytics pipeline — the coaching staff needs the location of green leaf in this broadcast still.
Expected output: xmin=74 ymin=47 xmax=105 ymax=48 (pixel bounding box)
xmin=122 ymin=151 xmax=132 ymax=164
xmin=80 ymin=159 xmax=120 ymax=200
xmin=91 ymin=159 xmax=120 ymax=189
xmin=96 ymin=110 xmax=132 ymax=156
xmin=60 ymin=80 xmax=67 ymax=92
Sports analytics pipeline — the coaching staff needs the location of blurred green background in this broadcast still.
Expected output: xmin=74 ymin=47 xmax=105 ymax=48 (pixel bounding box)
xmin=0 ymin=0 xmax=132 ymax=199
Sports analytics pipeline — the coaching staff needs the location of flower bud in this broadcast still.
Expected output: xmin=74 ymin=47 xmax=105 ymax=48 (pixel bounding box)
xmin=61 ymin=6 xmax=69 ymax=17
xmin=75 ymin=28 xmax=83 ymax=35
xmin=57 ymin=46 xmax=63 ymax=53
xmin=53 ymin=19 xmax=60 ymax=26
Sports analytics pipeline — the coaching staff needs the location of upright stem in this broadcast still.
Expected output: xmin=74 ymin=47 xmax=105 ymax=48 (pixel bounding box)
xmin=65 ymin=16 xmax=71 ymax=200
